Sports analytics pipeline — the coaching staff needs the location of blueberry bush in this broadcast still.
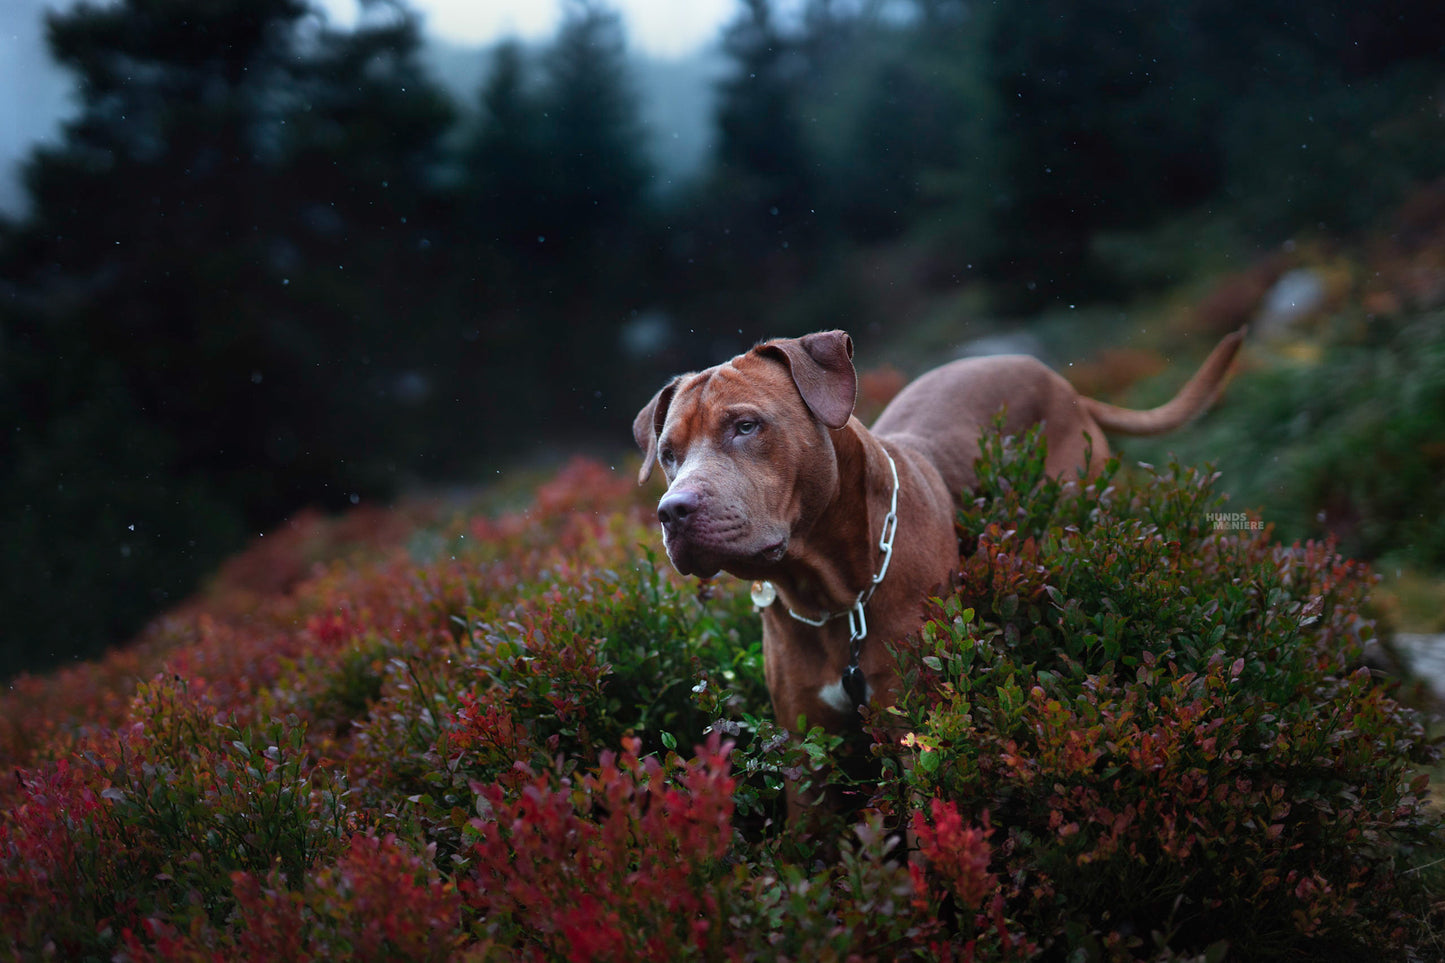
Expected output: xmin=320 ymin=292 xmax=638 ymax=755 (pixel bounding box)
xmin=2 ymin=442 xmax=1440 ymax=961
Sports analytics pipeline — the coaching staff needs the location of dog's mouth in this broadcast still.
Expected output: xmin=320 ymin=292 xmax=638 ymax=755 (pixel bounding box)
xmin=758 ymin=540 xmax=787 ymax=563
xmin=665 ymin=533 xmax=788 ymax=580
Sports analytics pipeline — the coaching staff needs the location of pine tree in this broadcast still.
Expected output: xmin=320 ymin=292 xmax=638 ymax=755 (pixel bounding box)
xmin=0 ymin=0 xmax=321 ymax=676
xmin=465 ymin=40 xmax=548 ymax=252
xmin=536 ymin=0 xmax=652 ymax=249
xmin=712 ymin=0 xmax=816 ymax=241
xmin=0 ymin=0 xmax=458 ymax=675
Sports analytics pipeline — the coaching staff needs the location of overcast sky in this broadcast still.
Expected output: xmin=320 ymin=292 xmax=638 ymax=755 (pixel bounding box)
xmin=315 ymin=0 xmax=738 ymax=58
xmin=0 ymin=0 xmax=740 ymax=213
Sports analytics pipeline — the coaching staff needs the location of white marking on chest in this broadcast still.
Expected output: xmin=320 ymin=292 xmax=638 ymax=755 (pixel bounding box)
xmin=818 ymin=677 xmax=868 ymax=714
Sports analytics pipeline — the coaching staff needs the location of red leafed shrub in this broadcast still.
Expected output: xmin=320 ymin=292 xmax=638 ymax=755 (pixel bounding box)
xmin=911 ymin=799 xmax=995 ymax=911
xmin=2 ymin=677 xmax=349 ymax=959
xmin=907 ymin=800 xmax=1035 ymax=963
xmin=463 ymin=734 xmax=735 ymax=962
xmin=123 ymin=833 xmax=461 ymax=963
xmin=856 ymin=364 xmax=909 ymax=422
xmin=1063 ymin=347 xmax=1168 ymax=402
xmin=2 ymin=437 xmax=1441 ymax=961
xmin=230 ymin=832 xmax=461 ymax=962
xmin=531 ymin=457 xmax=641 ymax=518
xmin=0 ymin=757 xmax=119 ymax=956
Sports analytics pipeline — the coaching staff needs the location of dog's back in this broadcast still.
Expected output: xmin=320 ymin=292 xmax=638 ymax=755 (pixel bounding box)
xmin=869 ymin=331 xmax=1245 ymax=500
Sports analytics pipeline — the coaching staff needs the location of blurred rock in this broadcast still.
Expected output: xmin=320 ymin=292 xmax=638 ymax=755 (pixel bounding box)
xmin=620 ymin=310 xmax=673 ymax=359
xmin=1256 ymin=268 xmax=1328 ymax=336
xmin=1385 ymin=632 xmax=1445 ymax=704
xmin=954 ymin=330 xmax=1046 ymax=360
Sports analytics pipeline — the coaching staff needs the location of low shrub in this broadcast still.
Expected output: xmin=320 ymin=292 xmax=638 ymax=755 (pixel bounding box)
xmin=2 ymin=677 xmax=349 ymax=959
xmin=463 ymin=734 xmax=736 ymax=961
xmin=875 ymin=424 xmax=1442 ymax=958
xmin=122 ymin=833 xmax=462 ymax=963
xmin=1 ymin=439 xmax=1439 ymax=961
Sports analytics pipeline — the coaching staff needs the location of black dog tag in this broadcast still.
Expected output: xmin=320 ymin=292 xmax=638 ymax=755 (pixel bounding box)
xmin=841 ymin=664 xmax=867 ymax=710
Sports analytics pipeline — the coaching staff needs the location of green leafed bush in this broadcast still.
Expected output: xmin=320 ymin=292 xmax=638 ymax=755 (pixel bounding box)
xmin=875 ymin=423 xmax=1443 ymax=959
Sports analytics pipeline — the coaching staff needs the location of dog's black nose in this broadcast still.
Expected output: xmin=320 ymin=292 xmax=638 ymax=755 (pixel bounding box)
xmin=657 ymin=489 xmax=700 ymax=532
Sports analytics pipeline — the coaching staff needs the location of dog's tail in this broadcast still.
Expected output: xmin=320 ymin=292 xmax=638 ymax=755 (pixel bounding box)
xmin=1081 ymin=327 xmax=1246 ymax=436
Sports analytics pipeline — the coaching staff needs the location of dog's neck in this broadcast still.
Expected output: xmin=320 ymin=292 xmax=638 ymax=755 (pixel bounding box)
xmin=763 ymin=421 xmax=895 ymax=618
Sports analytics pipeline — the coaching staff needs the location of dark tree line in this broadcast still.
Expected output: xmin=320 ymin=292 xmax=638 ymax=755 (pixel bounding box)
xmin=2 ymin=0 xmax=1441 ymax=676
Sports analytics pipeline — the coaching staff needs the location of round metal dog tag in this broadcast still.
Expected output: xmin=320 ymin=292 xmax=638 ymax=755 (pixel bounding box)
xmin=750 ymin=580 xmax=777 ymax=608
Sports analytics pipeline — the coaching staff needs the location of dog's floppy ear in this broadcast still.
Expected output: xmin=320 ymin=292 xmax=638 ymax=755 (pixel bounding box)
xmin=762 ymin=330 xmax=857 ymax=429
xmin=633 ymin=376 xmax=681 ymax=484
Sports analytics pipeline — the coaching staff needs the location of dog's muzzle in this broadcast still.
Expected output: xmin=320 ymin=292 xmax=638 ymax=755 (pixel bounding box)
xmin=657 ymin=487 xmax=700 ymax=539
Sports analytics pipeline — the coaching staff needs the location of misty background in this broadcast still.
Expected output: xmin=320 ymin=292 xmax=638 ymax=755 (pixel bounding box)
xmin=0 ymin=0 xmax=724 ymax=215
xmin=2 ymin=0 xmax=1442 ymax=679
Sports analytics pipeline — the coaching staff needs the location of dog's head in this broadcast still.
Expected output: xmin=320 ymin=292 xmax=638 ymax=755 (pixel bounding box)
xmin=632 ymin=330 xmax=858 ymax=579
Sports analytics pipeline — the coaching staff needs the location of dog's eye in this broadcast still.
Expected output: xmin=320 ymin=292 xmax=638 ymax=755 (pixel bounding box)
xmin=735 ymin=420 xmax=758 ymax=436
xmin=659 ymin=447 xmax=676 ymax=467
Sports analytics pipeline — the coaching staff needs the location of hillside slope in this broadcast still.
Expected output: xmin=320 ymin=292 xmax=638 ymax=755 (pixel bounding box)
xmin=3 ymin=435 xmax=1441 ymax=960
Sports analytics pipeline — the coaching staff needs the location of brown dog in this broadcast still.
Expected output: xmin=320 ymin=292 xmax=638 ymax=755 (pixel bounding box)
xmin=633 ymin=329 xmax=1243 ymax=741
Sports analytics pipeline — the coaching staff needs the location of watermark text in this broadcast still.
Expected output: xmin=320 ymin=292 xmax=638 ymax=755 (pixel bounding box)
xmin=1207 ymin=512 xmax=1263 ymax=531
